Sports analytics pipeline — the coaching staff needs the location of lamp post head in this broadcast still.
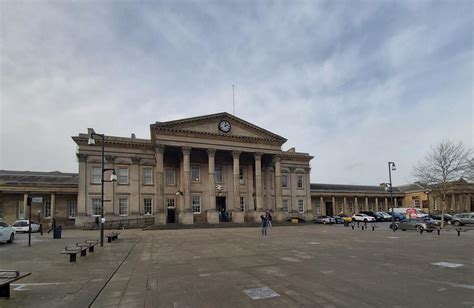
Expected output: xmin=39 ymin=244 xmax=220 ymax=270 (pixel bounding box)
xmin=110 ymin=170 xmax=117 ymax=182
xmin=87 ymin=128 xmax=96 ymax=145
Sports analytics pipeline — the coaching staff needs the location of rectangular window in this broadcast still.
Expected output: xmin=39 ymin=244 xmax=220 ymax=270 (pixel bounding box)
xmin=92 ymin=198 xmax=101 ymax=216
xmin=281 ymin=174 xmax=288 ymax=188
xmin=191 ymin=165 xmax=200 ymax=182
xmin=298 ymin=200 xmax=304 ymax=213
xmin=144 ymin=198 xmax=153 ymax=215
xmin=337 ymin=201 xmax=343 ymax=214
xmin=44 ymin=201 xmax=51 ymax=218
xmin=349 ymin=201 xmax=354 ymax=214
xmin=118 ymin=168 xmax=129 ymax=184
xmin=165 ymin=169 xmax=176 ymax=186
xmin=167 ymin=198 xmax=176 ymax=209
xmin=68 ymin=200 xmax=77 ymax=218
xmin=192 ymin=195 xmax=201 ymax=214
xmin=297 ymin=175 xmax=304 ymax=189
xmin=119 ymin=198 xmax=128 ymax=216
xmin=143 ymin=168 xmax=153 ymax=185
xmin=315 ymin=200 xmax=321 ymax=214
xmin=240 ymin=196 xmax=245 ymax=212
xmin=215 ymin=166 xmax=223 ymax=183
xmin=282 ymin=199 xmax=289 ymax=213
xmin=239 ymin=168 xmax=244 ymax=184
xmin=413 ymin=199 xmax=421 ymax=207
xmin=92 ymin=167 xmax=102 ymax=183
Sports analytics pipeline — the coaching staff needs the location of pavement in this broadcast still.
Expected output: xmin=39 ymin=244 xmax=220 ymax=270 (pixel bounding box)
xmin=0 ymin=223 xmax=473 ymax=308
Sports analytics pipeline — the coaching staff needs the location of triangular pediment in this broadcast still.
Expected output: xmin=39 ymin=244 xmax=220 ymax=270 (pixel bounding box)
xmin=150 ymin=112 xmax=287 ymax=145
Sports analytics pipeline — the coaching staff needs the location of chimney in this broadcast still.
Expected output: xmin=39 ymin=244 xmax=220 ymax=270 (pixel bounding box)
xmin=131 ymin=133 xmax=136 ymax=140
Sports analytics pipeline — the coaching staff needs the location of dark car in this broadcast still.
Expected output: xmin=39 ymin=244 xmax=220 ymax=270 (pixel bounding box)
xmin=390 ymin=218 xmax=439 ymax=232
xmin=360 ymin=211 xmax=384 ymax=222
xmin=330 ymin=216 xmax=344 ymax=224
xmin=429 ymin=213 xmax=453 ymax=224
xmin=387 ymin=212 xmax=406 ymax=221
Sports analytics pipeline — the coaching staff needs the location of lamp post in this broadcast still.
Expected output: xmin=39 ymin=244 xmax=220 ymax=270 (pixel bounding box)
xmin=88 ymin=129 xmax=117 ymax=247
xmin=388 ymin=161 xmax=396 ymax=232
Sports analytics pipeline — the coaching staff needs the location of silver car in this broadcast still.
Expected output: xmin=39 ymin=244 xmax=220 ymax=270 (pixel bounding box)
xmin=451 ymin=213 xmax=474 ymax=226
xmin=391 ymin=218 xmax=439 ymax=232
xmin=314 ymin=216 xmax=336 ymax=224
xmin=0 ymin=221 xmax=15 ymax=243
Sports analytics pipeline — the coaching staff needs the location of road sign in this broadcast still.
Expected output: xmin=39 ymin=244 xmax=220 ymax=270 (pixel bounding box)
xmin=32 ymin=197 xmax=43 ymax=203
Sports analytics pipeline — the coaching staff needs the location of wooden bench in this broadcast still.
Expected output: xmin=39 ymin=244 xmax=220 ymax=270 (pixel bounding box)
xmin=60 ymin=245 xmax=88 ymax=263
xmin=0 ymin=270 xmax=31 ymax=298
xmin=106 ymin=232 xmax=120 ymax=243
xmin=76 ymin=240 xmax=98 ymax=253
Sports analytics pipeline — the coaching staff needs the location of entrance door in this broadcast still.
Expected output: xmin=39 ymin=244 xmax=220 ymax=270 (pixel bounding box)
xmin=166 ymin=198 xmax=176 ymax=223
xmin=325 ymin=202 xmax=333 ymax=216
xmin=216 ymin=197 xmax=227 ymax=222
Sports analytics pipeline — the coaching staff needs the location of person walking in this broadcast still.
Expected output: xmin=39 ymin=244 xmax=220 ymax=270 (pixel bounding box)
xmin=47 ymin=217 xmax=56 ymax=234
xmin=266 ymin=211 xmax=273 ymax=228
xmin=260 ymin=213 xmax=268 ymax=236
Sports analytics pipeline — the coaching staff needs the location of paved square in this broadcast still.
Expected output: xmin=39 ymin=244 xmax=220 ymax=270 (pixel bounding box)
xmin=0 ymin=224 xmax=473 ymax=307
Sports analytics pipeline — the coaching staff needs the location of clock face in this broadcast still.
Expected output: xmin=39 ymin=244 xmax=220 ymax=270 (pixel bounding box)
xmin=218 ymin=120 xmax=231 ymax=133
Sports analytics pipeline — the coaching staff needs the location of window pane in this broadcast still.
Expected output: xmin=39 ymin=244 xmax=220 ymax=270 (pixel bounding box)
xmin=167 ymin=198 xmax=176 ymax=208
xmin=143 ymin=168 xmax=153 ymax=185
xmin=239 ymin=168 xmax=244 ymax=184
xmin=118 ymin=168 xmax=129 ymax=184
xmin=240 ymin=196 xmax=245 ymax=212
xmin=44 ymin=201 xmax=51 ymax=218
xmin=119 ymin=198 xmax=128 ymax=215
xmin=68 ymin=200 xmax=77 ymax=218
xmin=215 ymin=166 xmax=223 ymax=183
xmin=144 ymin=198 xmax=152 ymax=215
xmin=92 ymin=198 xmax=101 ymax=216
xmin=166 ymin=169 xmax=176 ymax=186
xmin=298 ymin=200 xmax=304 ymax=213
xmin=192 ymin=195 xmax=201 ymax=213
xmin=283 ymin=199 xmax=289 ymax=213
xmin=297 ymin=175 xmax=304 ymax=189
xmin=191 ymin=166 xmax=200 ymax=182
xmin=92 ymin=167 xmax=102 ymax=183
xmin=282 ymin=174 xmax=288 ymax=188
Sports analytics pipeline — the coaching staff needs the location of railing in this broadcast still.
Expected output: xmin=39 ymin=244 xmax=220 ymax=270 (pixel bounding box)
xmin=83 ymin=217 xmax=155 ymax=230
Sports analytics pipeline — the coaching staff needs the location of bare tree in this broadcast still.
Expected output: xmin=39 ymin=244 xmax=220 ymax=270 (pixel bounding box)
xmin=413 ymin=140 xmax=473 ymax=227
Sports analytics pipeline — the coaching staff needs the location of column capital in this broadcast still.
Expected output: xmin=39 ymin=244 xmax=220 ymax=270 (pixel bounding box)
xmin=272 ymin=155 xmax=281 ymax=163
xmin=182 ymin=146 xmax=192 ymax=155
xmin=105 ymin=155 xmax=115 ymax=163
xmin=232 ymin=150 xmax=241 ymax=159
xmin=254 ymin=152 xmax=263 ymax=159
xmin=76 ymin=153 xmax=88 ymax=162
xmin=155 ymin=143 xmax=165 ymax=154
xmin=131 ymin=157 xmax=141 ymax=165
xmin=289 ymin=167 xmax=296 ymax=173
xmin=207 ymin=148 xmax=217 ymax=157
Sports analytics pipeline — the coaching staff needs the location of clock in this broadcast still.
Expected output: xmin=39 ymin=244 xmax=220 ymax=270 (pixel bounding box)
xmin=218 ymin=120 xmax=231 ymax=133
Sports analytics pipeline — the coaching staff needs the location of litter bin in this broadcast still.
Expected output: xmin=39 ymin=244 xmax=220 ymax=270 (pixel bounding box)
xmin=53 ymin=226 xmax=62 ymax=239
xmin=344 ymin=220 xmax=350 ymax=227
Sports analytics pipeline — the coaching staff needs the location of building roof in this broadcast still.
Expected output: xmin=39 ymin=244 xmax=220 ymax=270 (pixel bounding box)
xmin=397 ymin=182 xmax=430 ymax=192
xmin=310 ymin=183 xmax=403 ymax=194
xmin=0 ymin=170 xmax=78 ymax=186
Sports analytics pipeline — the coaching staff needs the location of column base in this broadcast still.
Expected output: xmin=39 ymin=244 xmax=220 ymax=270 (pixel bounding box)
xmin=207 ymin=210 xmax=219 ymax=224
xmin=154 ymin=211 xmax=167 ymax=225
xmin=179 ymin=211 xmax=194 ymax=225
xmin=275 ymin=210 xmax=289 ymax=222
xmin=232 ymin=211 xmax=245 ymax=223
xmin=305 ymin=211 xmax=314 ymax=222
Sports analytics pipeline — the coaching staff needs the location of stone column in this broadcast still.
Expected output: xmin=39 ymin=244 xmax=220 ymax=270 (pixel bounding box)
xmin=207 ymin=148 xmax=219 ymax=224
xmin=264 ymin=165 xmax=272 ymax=211
xmin=384 ymin=198 xmax=388 ymax=212
xmin=343 ymin=197 xmax=347 ymax=214
xmin=76 ymin=154 xmax=88 ymax=225
xmin=332 ymin=196 xmax=336 ymax=215
xmin=254 ymin=152 xmax=263 ymax=214
xmin=180 ymin=146 xmax=193 ymax=224
xmin=22 ymin=193 xmax=28 ymax=219
xmin=467 ymin=194 xmax=472 ymax=211
xmin=305 ymin=168 xmax=313 ymax=220
xmin=131 ymin=157 xmax=141 ymax=215
xmin=51 ymin=193 xmax=56 ymax=218
xmin=154 ymin=144 xmax=166 ymax=224
xmin=355 ymin=197 xmax=359 ymax=214
xmin=274 ymin=155 xmax=285 ymax=221
xmin=394 ymin=197 xmax=398 ymax=208
xmin=320 ymin=196 xmax=325 ymax=215
xmin=375 ymin=197 xmax=379 ymax=211
xmin=365 ymin=197 xmax=369 ymax=211
xmin=232 ymin=151 xmax=244 ymax=223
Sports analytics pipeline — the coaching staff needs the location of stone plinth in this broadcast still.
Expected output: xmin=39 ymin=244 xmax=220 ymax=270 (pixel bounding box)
xmin=179 ymin=211 xmax=194 ymax=225
xmin=206 ymin=210 xmax=219 ymax=224
xmin=275 ymin=210 xmax=289 ymax=222
xmin=232 ymin=211 xmax=245 ymax=223
xmin=154 ymin=211 xmax=166 ymax=225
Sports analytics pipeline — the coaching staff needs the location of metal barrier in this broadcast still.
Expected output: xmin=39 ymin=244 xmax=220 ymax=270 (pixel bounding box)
xmin=83 ymin=217 xmax=155 ymax=230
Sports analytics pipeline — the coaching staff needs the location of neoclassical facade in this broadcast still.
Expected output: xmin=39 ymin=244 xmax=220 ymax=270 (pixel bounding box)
xmin=72 ymin=113 xmax=313 ymax=226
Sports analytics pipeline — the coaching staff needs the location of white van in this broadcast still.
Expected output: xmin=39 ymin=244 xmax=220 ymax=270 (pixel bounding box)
xmin=388 ymin=208 xmax=428 ymax=219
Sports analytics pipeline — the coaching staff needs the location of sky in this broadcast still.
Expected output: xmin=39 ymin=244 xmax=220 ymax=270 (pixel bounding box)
xmin=0 ymin=0 xmax=472 ymax=186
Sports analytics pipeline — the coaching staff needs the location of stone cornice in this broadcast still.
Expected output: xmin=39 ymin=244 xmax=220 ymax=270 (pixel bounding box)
xmin=76 ymin=153 xmax=88 ymax=162
xmin=182 ymin=146 xmax=192 ymax=155
xmin=72 ymin=135 xmax=153 ymax=149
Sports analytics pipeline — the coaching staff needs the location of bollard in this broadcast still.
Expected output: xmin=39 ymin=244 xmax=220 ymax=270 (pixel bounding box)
xmin=351 ymin=225 xmax=354 ymax=230
xmin=364 ymin=222 xmax=367 ymax=229
xmin=361 ymin=226 xmax=364 ymax=230
xmin=457 ymin=230 xmax=461 ymax=237
xmin=437 ymin=229 xmax=440 ymax=236
xmin=372 ymin=225 xmax=375 ymax=231
xmin=420 ymin=229 xmax=423 ymax=234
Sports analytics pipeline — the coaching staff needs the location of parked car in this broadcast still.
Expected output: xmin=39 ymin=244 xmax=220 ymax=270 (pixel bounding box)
xmin=314 ymin=216 xmax=336 ymax=224
xmin=337 ymin=214 xmax=352 ymax=223
xmin=0 ymin=221 xmax=15 ymax=243
xmin=12 ymin=220 xmax=41 ymax=232
xmin=360 ymin=211 xmax=384 ymax=222
xmin=387 ymin=212 xmax=406 ymax=221
xmin=429 ymin=213 xmax=453 ymax=224
xmin=352 ymin=214 xmax=376 ymax=222
xmin=390 ymin=218 xmax=439 ymax=232
xmin=451 ymin=213 xmax=474 ymax=226
xmin=378 ymin=212 xmax=393 ymax=221
xmin=330 ymin=216 xmax=344 ymax=224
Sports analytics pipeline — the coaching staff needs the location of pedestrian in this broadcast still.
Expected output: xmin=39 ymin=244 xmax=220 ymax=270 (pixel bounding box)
xmin=260 ymin=213 xmax=268 ymax=236
xmin=266 ymin=211 xmax=273 ymax=228
xmin=47 ymin=217 xmax=56 ymax=234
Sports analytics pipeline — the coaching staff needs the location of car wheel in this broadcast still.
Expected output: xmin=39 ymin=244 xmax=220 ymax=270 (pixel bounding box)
xmin=7 ymin=233 xmax=14 ymax=243
xmin=427 ymin=230 xmax=433 ymax=233
xmin=415 ymin=226 xmax=423 ymax=233
xmin=390 ymin=224 xmax=397 ymax=230
xmin=364 ymin=219 xmax=367 ymax=222
xmin=453 ymin=221 xmax=461 ymax=226
xmin=401 ymin=229 xmax=406 ymax=231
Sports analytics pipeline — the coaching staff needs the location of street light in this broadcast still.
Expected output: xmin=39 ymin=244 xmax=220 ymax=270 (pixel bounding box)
xmin=88 ymin=129 xmax=117 ymax=247
xmin=388 ymin=161 xmax=396 ymax=232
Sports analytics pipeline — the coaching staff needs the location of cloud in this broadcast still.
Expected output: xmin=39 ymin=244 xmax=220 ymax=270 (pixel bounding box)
xmin=0 ymin=0 xmax=472 ymax=186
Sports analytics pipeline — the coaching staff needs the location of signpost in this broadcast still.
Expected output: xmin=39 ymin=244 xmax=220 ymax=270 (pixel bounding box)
xmin=27 ymin=196 xmax=43 ymax=247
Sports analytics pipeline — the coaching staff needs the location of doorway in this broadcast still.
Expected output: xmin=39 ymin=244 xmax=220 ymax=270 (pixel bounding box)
xmin=325 ymin=202 xmax=333 ymax=216
xmin=166 ymin=197 xmax=176 ymax=223
xmin=216 ymin=197 xmax=228 ymax=222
